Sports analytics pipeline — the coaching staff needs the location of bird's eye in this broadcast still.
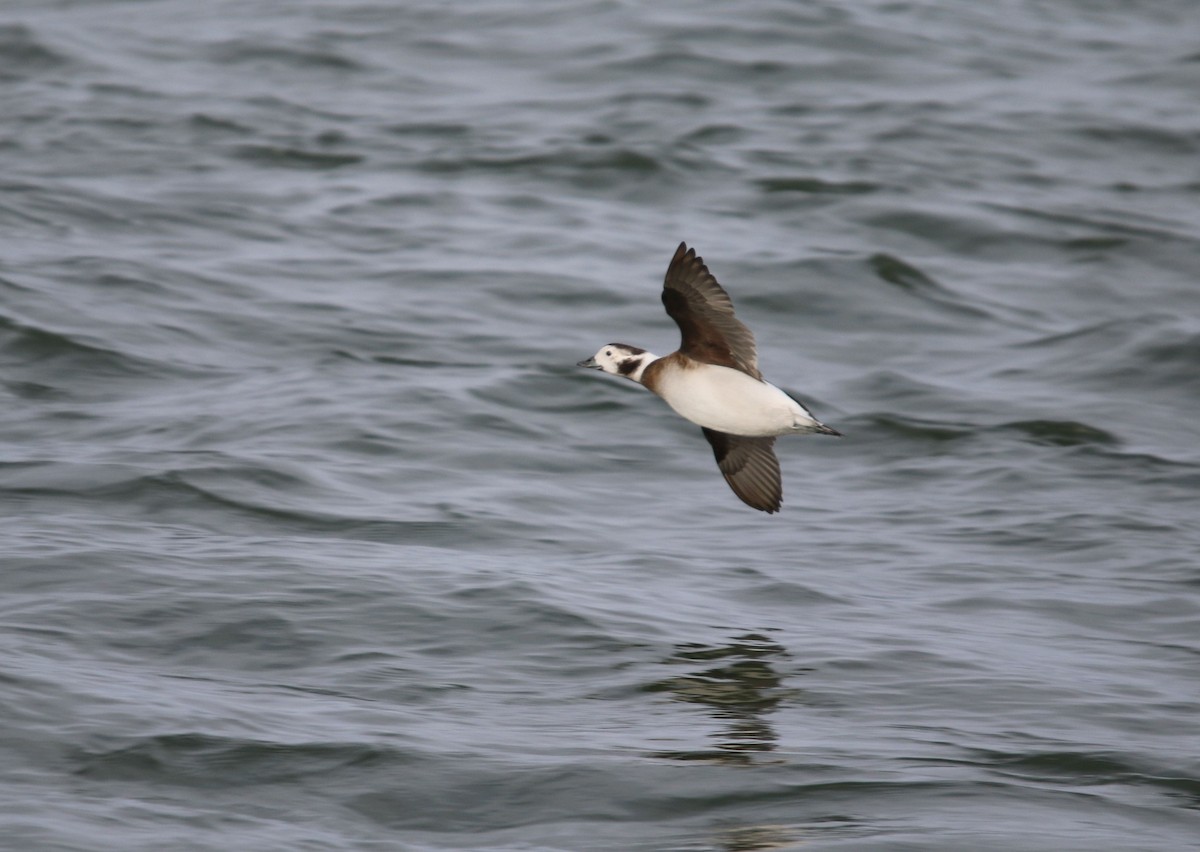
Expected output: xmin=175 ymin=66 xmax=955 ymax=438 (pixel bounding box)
xmin=605 ymin=350 xmax=612 ymax=357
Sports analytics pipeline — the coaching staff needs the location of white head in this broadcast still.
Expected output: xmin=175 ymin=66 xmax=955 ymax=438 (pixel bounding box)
xmin=577 ymin=343 xmax=656 ymax=383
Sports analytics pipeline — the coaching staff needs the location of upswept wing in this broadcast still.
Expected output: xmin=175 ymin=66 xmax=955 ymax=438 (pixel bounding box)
xmin=661 ymin=242 xmax=761 ymax=379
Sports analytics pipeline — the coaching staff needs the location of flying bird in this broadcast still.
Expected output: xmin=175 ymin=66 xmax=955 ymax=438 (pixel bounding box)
xmin=578 ymin=242 xmax=839 ymax=513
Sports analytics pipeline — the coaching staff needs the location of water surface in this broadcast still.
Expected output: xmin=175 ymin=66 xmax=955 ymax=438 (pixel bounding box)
xmin=2 ymin=1 xmax=1199 ymax=850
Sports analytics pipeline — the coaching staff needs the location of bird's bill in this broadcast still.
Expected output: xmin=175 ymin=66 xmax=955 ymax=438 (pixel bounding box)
xmin=576 ymin=357 xmax=599 ymax=369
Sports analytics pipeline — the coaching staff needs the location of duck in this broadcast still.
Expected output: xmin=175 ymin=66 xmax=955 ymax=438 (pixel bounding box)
xmin=578 ymin=242 xmax=839 ymax=513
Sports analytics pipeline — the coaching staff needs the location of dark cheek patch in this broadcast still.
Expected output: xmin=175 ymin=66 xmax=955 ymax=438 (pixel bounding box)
xmin=617 ymin=358 xmax=640 ymax=376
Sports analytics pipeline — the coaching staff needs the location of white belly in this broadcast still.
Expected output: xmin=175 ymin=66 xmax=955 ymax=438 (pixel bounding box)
xmin=653 ymin=363 xmax=811 ymax=437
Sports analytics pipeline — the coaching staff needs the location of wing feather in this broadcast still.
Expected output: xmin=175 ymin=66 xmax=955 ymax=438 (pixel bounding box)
xmin=662 ymin=242 xmax=761 ymax=379
xmin=701 ymin=428 xmax=782 ymax=513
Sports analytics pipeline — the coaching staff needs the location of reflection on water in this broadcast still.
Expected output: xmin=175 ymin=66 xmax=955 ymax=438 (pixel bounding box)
xmin=647 ymin=632 xmax=804 ymax=765
xmin=714 ymin=823 xmax=798 ymax=852
xmin=715 ymin=816 xmax=874 ymax=852
xmin=646 ymin=634 xmax=868 ymax=850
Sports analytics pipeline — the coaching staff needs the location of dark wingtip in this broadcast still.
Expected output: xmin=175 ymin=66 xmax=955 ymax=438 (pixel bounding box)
xmin=816 ymin=424 xmax=843 ymax=437
xmin=741 ymin=495 xmax=781 ymax=513
xmin=737 ymin=491 xmax=781 ymax=513
xmin=753 ymin=495 xmax=782 ymax=513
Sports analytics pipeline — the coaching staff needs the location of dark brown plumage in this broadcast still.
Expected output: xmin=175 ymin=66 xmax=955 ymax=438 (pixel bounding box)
xmin=701 ymin=428 xmax=783 ymax=514
xmin=661 ymin=243 xmax=762 ymax=380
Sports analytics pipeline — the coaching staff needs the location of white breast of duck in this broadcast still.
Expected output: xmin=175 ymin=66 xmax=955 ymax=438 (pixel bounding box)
xmin=644 ymin=356 xmax=821 ymax=438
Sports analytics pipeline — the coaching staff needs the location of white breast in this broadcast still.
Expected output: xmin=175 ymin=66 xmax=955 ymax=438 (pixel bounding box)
xmin=652 ymin=363 xmax=812 ymax=437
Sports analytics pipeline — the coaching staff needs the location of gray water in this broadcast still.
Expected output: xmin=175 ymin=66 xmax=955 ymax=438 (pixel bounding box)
xmin=3 ymin=1 xmax=1200 ymax=850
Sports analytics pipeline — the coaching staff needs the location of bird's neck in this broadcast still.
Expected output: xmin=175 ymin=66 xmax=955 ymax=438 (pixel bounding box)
xmin=622 ymin=353 xmax=658 ymax=384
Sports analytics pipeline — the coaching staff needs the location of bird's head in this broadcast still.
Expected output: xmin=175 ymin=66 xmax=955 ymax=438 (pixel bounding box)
xmin=577 ymin=343 xmax=653 ymax=383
